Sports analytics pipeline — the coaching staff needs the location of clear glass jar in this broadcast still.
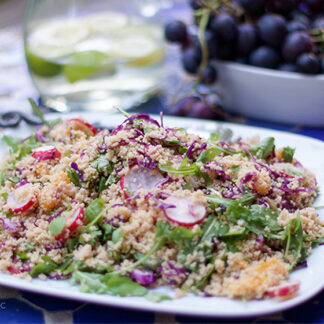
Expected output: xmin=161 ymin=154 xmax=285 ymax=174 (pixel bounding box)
xmin=24 ymin=0 xmax=168 ymax=112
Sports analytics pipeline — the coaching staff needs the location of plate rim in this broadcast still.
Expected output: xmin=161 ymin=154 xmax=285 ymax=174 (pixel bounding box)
xmin=0 ymin=112 xmax=323 ymax=318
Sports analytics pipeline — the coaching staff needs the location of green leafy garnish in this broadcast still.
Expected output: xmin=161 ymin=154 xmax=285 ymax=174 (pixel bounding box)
xmin=48 ymin=216 xmax=65 ymax=236
xmin=283 ymin=147 xmax=295 ymax=163
xmin=85 ymin=198 xmax=105 ymax=222
xmin=71 ymin=271 xmax=107 ymax=294
xmin=106 ymin=275 xmax=147 ymax=297
xmin=112 ymin=227 xmax=124 ymax=243
xmin=30 ymin=256 xmax=58 ymax=277
xmin=249 ymin=137 xmax=275 ymax=159
xmin=28 ymin=98 xmax=49 ymax=126
xmin=90 ymin=155 xmax=113 ymax=174
xmin=67 ymin=167 xmax=82 ymax=187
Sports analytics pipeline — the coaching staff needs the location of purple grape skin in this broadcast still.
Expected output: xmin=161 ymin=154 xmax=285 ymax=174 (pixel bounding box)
xmin=249 ymin=46 xmax=280 ymax=69
xmin=268 ymin=0 xmax=297 ymax=15
xmin=210 ymin=13 xmax=238 ymax=42
xmin=287 ymin=20 xmax=308 ymax=33
xmin=189 ymin=0 xmax=202 ymax=10
xmin=181 ymin=47 xmax=201 ymax=74
xmin=192 ymin=31 xmax=219 ymax=59
xmin=312 ymin=15 xmax=324 ymax=29
xmin=201 ymin=64 xmax=218 ymax=84
xmin=296 ymin=53 xmax=321 ymax=74
xmin=282 ymin=31 xmax=313 ymax=62
xmin=169 ymin=96 xmax=200 ymax=116
xmin=164 ymin=21 xmax=188 ymax=44
xmin=257 ymin=14 xmax=287 ymax=48
xmin=188 ymin=101 xmax=215 ymax=119
xmin=236 ymin=23 xmax=258 ymax=57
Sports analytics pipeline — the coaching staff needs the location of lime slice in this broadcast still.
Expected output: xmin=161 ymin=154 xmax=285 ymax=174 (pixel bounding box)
xmin=25 ymin=48 xmax=62 ymax=77
xmin=111 ymin=34 xmax=164 ymax=67
xmin=63 ymin=50 xmax=115 ymax=83
xmin=86 ymin=12 xmax=128 ymax=34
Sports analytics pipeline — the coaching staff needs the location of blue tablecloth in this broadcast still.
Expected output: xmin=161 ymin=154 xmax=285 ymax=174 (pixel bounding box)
xmin=0 ymin=25 xmax=324 ymax=324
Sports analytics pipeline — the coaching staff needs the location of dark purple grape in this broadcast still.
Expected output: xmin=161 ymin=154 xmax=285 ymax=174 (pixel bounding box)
xmin=236 ymin=23 xmax=258 ymax=57
xmin=282 ymin=31 xmax=313 ymax=62
xmin=239 ymin=0 xmax=266 ymax=17
xmin=201 ymin=64 xmax=217 ymax=84
xmin=210 ymin=13 xmax=238 ymax=42
xmin=164 ymin=21 xmax=188 ymax=44
xmin=188 ymin=101 xmax=215 ymax=119
xmin=189 ymin=0 xmax=202 ymax=10
xmin=296 ymin=53 xmax=320 ymax=74
xmin=290 ymin=11 xmax=311 ymax=28
xmin=287 ymin=20 xmax=308 ymax=33
xmin=278 ymin=63 xmax=298 ymax=72
xmin=192 ymin=31 xmax=219 ymax=59
xmin=181 ymin=47 xmax=201 ymax=74
xmin=249 ymin=46 xmax=280 ymax=69
xmin=268 ymin=0 xmax=297 ymax=15
xmin=257 ymin=14 xmax=287 ymax=48
xmin=312 ymin=15 xmax=324 ymax=29
xmin=169 ymin=96 xmax=200 ymax=116
xmin=321 ymin=56 xmax=324 ymax=73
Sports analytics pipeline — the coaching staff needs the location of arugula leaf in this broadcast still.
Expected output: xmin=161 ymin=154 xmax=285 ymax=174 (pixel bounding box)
xmin=30 ymin=256 xmax=58 ymax=277
xmin=196 ymin=148 xmax=222 ymax=164
xmin=71 ymin=271 xmax=107 ymax=294
xmin=28 ymin=98 xmax=49 ymax=126
xmin=90 ymin=155 xmax=113 ymax=174
xmin=85 ymin=198 xmax=105 ymax=221
xmin=312 ymin=237 xmax=324 ymax=247
xmin=249 ymin=137 xmax=275 ymax=159
xmin=67 ymin=167 xmax=81 ymax=187
xmin=112 ymin=227 xmax=124 ymax=243
xmin=287 ymin=168 xmax=306 ymax=178
xmin=48 ymin=216 xmax=65 ymax=236
xmin=158 ymin=161 xmax=198 ymax=176
xmin=145 ymin=291 xmax=171 ymax=303
xmin=168 ymin=226 xmax=201 ymax=254
xmin=283 ymin=147 xmax=295 ymax=163
xmin=207 ymin=128 xmax=233 ymax=144
xmin=282 ymin=213 xmax=304 ymax=270
xmin=106 ymin=275 xmax=147 ymax=296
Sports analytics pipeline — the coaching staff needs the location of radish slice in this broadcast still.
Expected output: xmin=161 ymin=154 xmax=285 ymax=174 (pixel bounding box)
xmin=32 ymin=145 xmax=61 ymax=160
xmin=163 ymin=195 xmax=206 ymax=226
xmin=121 ymin=165 xmax=164 ymax=197
xmin=7 ymin=187 xmax=36 ymax=214
xmin=268 ymin=281 xmax=300 ymax=298
xmin=55 ymin=207 xmax=85 ymax=240
xmin=8 ymin=266 xmax=20 ymax=274
xmin=68 ymin=118 xmax=97 ymax=136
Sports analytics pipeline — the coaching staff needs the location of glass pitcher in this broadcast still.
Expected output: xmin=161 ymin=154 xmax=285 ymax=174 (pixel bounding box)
xmin=24 ymin=0 xmax=168 ymax=112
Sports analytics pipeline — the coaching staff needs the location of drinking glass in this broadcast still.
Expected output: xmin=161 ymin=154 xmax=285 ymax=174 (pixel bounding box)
xmin=23 ymin=0 xmax=167 ymax=112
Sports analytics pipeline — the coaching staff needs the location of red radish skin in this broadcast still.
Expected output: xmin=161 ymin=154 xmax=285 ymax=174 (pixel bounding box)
xmin=163 ymin=195 xmax=206 ymax=226
xmin=55 ymin=207 xmax=85 ymax=240
xmin=68 ymin=118 xmax=97 ymax=136
xmin=32 ymin=146 xmax=61 ymax=160
xmin=7 ymin=192 xmax=36 ymax=214
xmin=121 ymin=165 xmax=164 ymax=197
xmin=268 ymin=281 xmax=300 ymax=298
xmin=8 ymin=266 xmax=20 ymax=274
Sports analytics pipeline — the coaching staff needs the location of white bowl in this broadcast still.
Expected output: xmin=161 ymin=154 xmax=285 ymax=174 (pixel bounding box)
xmin=213 ymin=60 xmax=324 ymax=126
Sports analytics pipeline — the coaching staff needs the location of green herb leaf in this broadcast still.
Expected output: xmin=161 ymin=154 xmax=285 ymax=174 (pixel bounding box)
xmin=67 ymin=167 xmax=81 ymax=187
xmin=106 ymin=275 xmax=147 ymax=296
xmin=283 ymin=147 xmax=295 ymax=163
xmin=85 ymin=198 xmax=105 ymax=221
xmin=49 ymin=216 xmax=65 ymax=236
xmin=158 ymin=161 xmax=198 ymax=176
xmin=90 ymin=155 xmax=113 ymax=174
xmin=197 ymin=147 xmax=222 ymax=164
xmin=112 ymin=227 xmax=124 ymax=243
xmin=249 ymin=137 xmax=275 ymax=159
xmin=28 ymin=98 xmax=49 ymax=126
xmin=145 ymin=291 xmax=171 ymax=303
xmin=71 ymin=271 xmax=107 ymax=294
xmin=30 ymin=256 xmax=58 ymax=277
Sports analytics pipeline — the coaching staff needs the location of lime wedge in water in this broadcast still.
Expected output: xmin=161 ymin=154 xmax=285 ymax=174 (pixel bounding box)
xmin=25 ymin=49 xmax=62 ymax=77
xmin=86 ymin=12 xmax=129 ymax=34
xmin=111 ymin=34 xmax=164 ymax=67
xmin=63 ymin=50 xmax=115 ymax=83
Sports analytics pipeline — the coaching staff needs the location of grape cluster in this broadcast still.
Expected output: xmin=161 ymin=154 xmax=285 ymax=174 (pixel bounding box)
xmin=165 ymin=0 xmax=324 ymax=118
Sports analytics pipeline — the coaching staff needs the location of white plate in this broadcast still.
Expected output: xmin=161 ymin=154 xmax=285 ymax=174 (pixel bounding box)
xmin=0 ymin=113 xmax=323 ymax=318
xmin=213 ymin=60 xmax=324 ymax=127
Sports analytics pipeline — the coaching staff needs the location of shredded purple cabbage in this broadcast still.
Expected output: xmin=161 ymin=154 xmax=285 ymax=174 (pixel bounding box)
xmin=0 ymin=217 xmax=18 ymax=233
xmin=186 ymin=141 xmax=207 ymax=159
xmin=70 ymin=162 xmax=84 ymax=181
xmin=130 ymin=268 xmax=155 ymax=286
xmin=136 ymin=150 xmax=157 ymax=169
xmin=155 ymin=176 xmax=170 ymax=188
xmin=48 ymin=209 xmax=64 ymax=222
xmin=14 ymin=181 xmax=29 ymax=188
xmin=145 ymin=193 xmax=176 ymax=211
xmin=35 ymin=133 xmax=50 ymax=143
